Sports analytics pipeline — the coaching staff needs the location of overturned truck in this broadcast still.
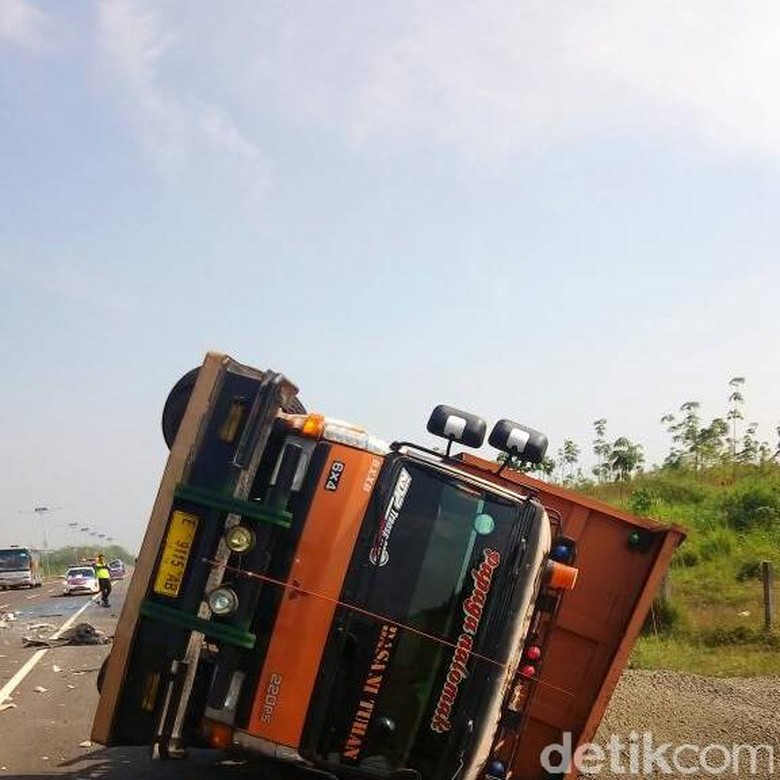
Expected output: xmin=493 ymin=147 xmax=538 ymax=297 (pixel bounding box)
xmin=93 ymin=353 xmax=684 ymax=780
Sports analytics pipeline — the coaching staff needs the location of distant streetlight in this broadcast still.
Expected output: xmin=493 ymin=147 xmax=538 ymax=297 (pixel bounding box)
xmin=19 ymin=505 xmax=62 ymax=557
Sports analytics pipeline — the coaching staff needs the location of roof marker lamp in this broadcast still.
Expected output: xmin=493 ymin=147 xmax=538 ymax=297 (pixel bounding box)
xmin=283 ymin=413 xmax=326 ymax=438
xmin=427 ymin=405 xmax=487 ymax=456
xmin=545 ymin=560 xmax=579 ymax=590
xmin=283 ymin=412 xmax=388 ymax=455
xmin=550 ymin=535 xmax=577 ymax=564
xmin=485 ymin=760 xmax=506 ymax=780
xmin=525 ymin=645 xmax=542 ymax=661
xmin=225 ymin=525 xmax=255 ymax=554
xmin=628 ymin=529 xmax=653 ymax=552
xmin=207 ymin=587 xmax=239 ymax=617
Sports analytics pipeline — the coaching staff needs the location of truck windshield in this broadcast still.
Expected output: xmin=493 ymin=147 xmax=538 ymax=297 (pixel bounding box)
xmin=313 ymin=460 xmax=542 ymax=778
xmin=0 ymin=549 xmax=32 ymax=571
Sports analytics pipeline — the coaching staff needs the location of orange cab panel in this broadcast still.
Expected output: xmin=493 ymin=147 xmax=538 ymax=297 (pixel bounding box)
xmin=247 ymin=446 xmax=384 ymax=746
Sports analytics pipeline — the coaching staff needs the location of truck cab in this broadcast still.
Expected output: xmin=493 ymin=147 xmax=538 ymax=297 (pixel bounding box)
xmin=92 ymin=354 xmax=682 ymax=780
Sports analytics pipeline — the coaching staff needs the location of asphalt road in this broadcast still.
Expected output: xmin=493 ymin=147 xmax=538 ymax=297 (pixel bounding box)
xmin=0 ymin=576 xmax=270 ymax=779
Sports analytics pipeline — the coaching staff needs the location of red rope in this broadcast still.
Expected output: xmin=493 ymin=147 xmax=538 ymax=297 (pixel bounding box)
xmin=203 ymin=558 xmax=575 ymax=698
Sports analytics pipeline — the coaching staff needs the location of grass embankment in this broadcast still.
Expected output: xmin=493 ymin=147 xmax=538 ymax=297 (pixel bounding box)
xmin=583 ymin=465 xmax=780 ymax=676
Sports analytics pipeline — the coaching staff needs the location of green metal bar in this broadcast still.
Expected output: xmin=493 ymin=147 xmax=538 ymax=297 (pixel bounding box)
xmin=140 ymin=599 xmax=256 ymax=650
xmin=174 ymin=483 xmax=292 ymax=528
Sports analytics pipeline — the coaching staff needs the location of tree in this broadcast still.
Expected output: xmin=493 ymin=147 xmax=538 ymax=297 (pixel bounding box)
xmin=738 ymin=422 xmax=759 ymax=464
xmin=496 ymin=452 xmax=556 ymax=478
xmin=660 ymin=413 xmax=683 ymax=468
xmin=662 ymin=401 xmax=727 ymax=471
xmin=661 ymin=402 xmax=702 ymax=469
xmin=556 ymin=439 xmax=580 ymax=484
xmin=698 ymin=417 xmax=728 ymax=468
xmin=726 ymin=376 xmax=745 ymax=459
xmin=592 ymin=418 xmax=611 ymax=483
xmin=678 ymin=401 xmax=703 ymax=469
xmin=610 ymin=437 xmax=644 ymax=482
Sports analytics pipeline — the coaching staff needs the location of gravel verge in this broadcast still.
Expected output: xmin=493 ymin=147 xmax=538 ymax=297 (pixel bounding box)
xmin=576 ymin=670 xmax=780 ymax=778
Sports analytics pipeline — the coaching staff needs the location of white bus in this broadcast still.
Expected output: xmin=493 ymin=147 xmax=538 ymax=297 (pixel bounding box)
xmin=0 ymin=546 xmax=43 ymax=589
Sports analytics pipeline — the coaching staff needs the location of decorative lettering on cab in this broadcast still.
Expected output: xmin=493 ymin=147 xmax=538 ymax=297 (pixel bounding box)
xmin=369 ymin=468 xmax=411 ymax=567
xmin=342 ymin=624 xmax=398 ymax=761
xmin=430 ymin=548 xmax=501 ymax=734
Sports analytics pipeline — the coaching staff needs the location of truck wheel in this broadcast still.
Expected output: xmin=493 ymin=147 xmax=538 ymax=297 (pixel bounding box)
xmin=162 ymin=367 xmax=306 ymax=450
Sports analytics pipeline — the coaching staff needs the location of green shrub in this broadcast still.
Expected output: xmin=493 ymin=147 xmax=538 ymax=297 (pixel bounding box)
xmin=674 ymin=545 xmax=700 ymax=568
xmin=735 ymin=560 xmax=764 ymax=582
xmin=676 ymin=528 xmax=735 ymax=567
xmin=721 ymin=481 xmax=780 ymax=531
xmin=642 ymin=474 xmax=709 ymax=505
xmin=642 ymin=597 xmax=689 ymax=637
xmin=698 ymin=625 xmax=779 ymax=648
xmin=698 ymin=528 xmax=735 ymax=561
xmin=627 ymin=488 xmax=657 ymax=516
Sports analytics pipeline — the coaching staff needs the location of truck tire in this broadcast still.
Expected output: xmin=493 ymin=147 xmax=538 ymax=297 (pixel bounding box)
xmin=162 ymin=367 xmax=306 ymax=450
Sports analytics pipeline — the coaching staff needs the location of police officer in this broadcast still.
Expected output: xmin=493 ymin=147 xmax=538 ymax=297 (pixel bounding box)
xmin=95 ymin=554 xmax=112 ymax=607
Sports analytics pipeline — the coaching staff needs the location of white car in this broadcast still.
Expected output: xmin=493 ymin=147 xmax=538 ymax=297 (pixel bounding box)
xmin=63 ymin=566 xmax=100 ymax=595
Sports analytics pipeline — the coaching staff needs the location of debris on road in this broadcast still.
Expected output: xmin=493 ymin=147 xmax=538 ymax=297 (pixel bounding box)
xmin=29 ymin=623 xmax=56 ymax=631
xmin=33 ymin=686 xmax=48 ymax=694
xmin=0 ymin=611 xmax=16 ymax=627
xmin=22 ymin=623 xmax=111 ymax=648
xmin=52 ymin=663 xmax=61 ymax=672
xmin=78 ymin=740 xmax=92 ymax=748
xmin=22 ymin=637 xmax=50 ymax=647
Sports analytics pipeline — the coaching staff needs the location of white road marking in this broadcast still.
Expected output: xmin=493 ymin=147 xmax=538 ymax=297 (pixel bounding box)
xmin=0 ymin=597 xmax=98 ymax=707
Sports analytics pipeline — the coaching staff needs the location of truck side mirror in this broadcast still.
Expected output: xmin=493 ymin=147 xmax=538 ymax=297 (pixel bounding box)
xmin=489 ymin=419 xmax=548 ymax=465
xmin=427 ymin=405 xmax=486 ymax=452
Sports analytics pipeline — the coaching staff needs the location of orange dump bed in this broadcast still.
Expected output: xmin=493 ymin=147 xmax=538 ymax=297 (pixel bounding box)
xmin=459 ymin=456 xmax=686 ymax=780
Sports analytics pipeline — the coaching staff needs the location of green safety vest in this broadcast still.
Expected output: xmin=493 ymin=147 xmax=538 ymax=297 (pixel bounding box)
xmin=96 ymin=564 xmax=111 ymax=580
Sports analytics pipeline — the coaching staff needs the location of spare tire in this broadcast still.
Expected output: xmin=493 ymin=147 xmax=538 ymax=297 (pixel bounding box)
xmin=162 ymin=367 xmax=306 ymax=450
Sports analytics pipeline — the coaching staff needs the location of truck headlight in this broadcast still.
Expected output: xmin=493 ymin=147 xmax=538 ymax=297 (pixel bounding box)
xmin=225 ymin=525 xmax=255 ymax=554
xmin=207 ymin=587 xmax=239 ymax=616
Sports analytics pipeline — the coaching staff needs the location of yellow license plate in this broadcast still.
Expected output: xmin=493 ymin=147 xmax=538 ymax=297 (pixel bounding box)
xmin=153 ymin=510 xmax=199 ymax=598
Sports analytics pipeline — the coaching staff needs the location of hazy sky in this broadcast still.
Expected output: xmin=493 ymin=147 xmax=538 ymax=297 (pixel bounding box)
xmin=2 ymin=1 xmax=779 ymax=553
